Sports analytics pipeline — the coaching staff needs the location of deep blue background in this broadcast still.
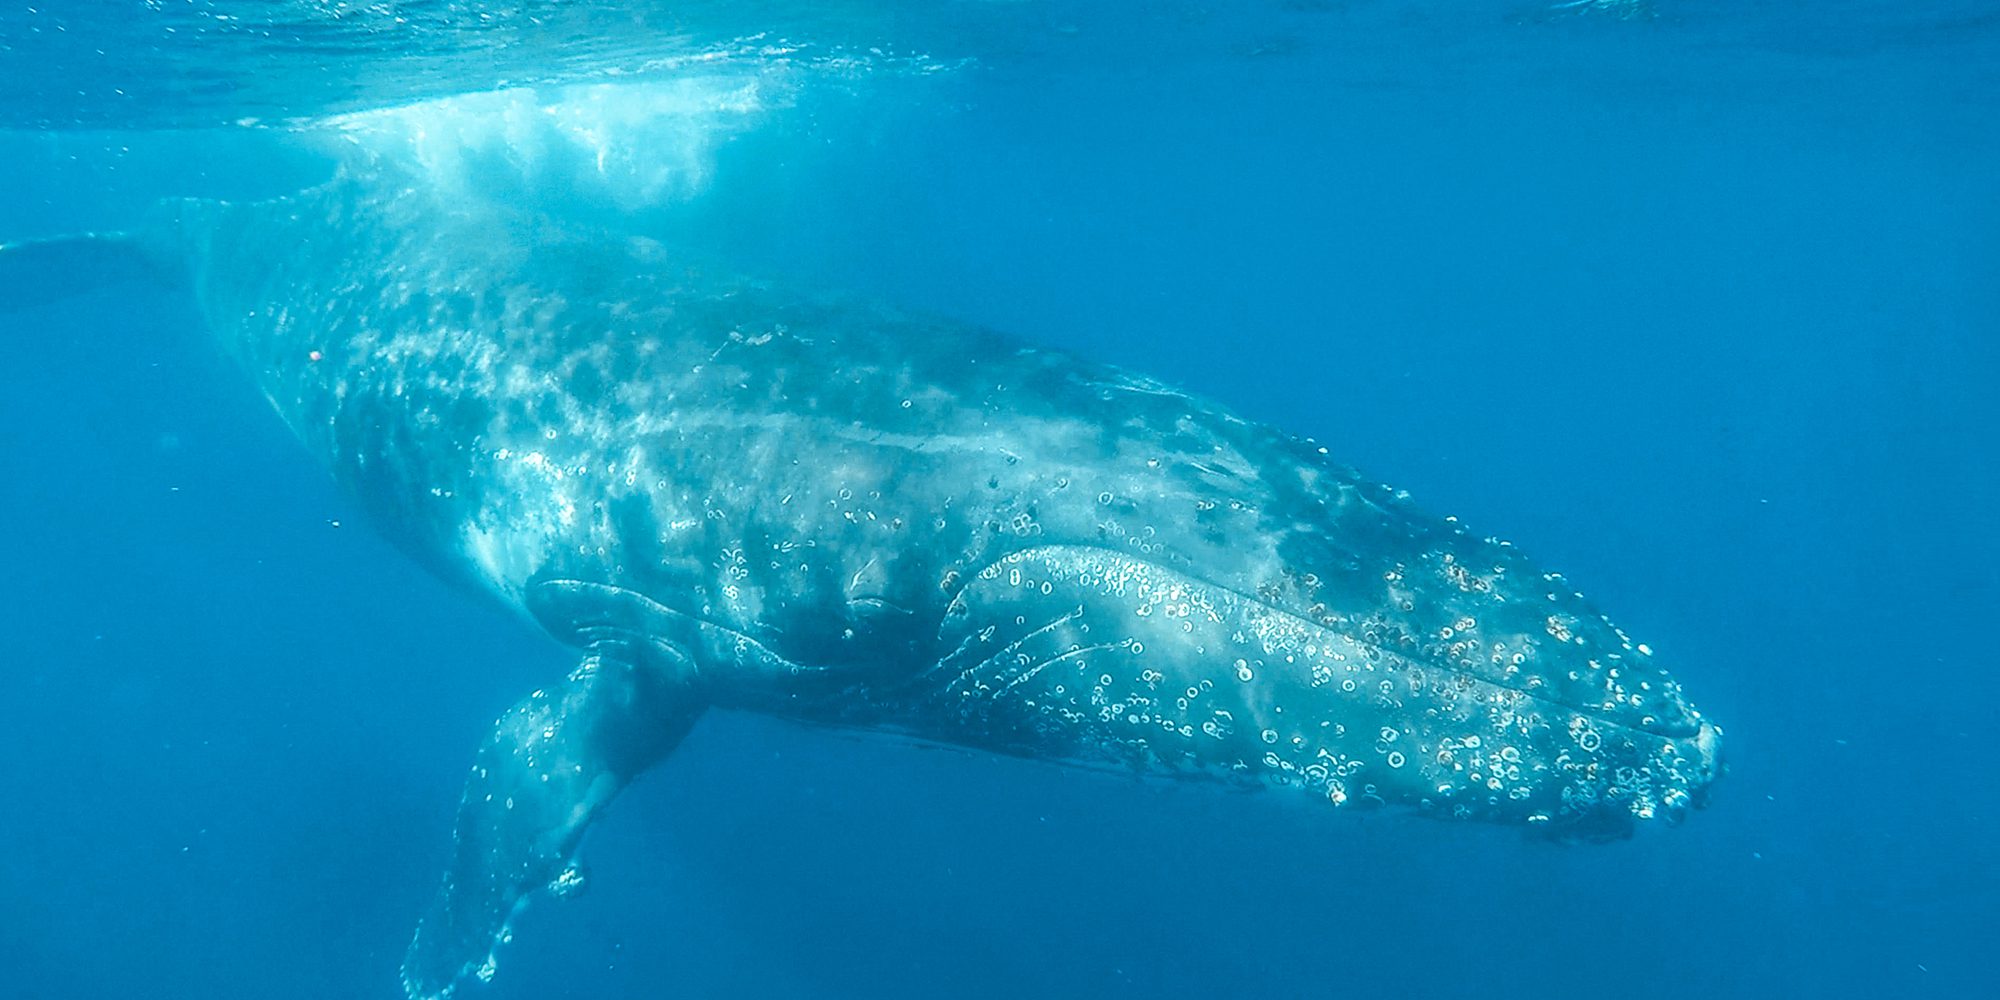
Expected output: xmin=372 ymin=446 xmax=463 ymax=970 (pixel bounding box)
xmin=2 ymin=5 xmax=1995 ymax=999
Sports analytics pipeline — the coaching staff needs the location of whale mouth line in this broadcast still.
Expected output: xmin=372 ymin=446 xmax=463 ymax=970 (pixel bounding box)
xmin=970 ymin=544 xmax=1700 ymax=741
xmin=1256 ymin=605 xmax=1703 ymax=742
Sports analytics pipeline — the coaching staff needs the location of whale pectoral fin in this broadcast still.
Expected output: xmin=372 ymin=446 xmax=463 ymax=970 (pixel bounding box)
xmin=401 ymin=644 xmax=704 ymax=1000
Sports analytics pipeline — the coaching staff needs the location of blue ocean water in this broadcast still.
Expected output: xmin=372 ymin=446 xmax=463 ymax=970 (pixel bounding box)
xmin=1 ymin=3 xmax=1994 ymax=999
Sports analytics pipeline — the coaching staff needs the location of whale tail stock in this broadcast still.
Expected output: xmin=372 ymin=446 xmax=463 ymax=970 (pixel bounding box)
xmin=0 ymin=230 xmax=177 ymax=313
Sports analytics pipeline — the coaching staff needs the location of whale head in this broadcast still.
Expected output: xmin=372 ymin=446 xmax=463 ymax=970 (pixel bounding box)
xmin=936 ymin=491 xmax=1724 ymax=840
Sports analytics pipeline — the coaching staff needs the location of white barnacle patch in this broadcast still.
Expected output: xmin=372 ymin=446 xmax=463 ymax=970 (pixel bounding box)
xmin=1568 ymin=715 xmax=1603 ymax=753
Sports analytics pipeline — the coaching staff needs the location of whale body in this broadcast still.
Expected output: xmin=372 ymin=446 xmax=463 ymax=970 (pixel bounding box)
xmin=12 ymin=162 xmax=1722 ymax=998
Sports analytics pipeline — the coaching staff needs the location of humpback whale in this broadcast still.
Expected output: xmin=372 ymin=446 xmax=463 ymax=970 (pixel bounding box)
xmin=5 ymin=157 xmax=1721 ymax=999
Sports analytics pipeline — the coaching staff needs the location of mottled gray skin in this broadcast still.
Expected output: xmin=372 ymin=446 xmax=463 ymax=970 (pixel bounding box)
xmin=158 ymin=166 xmax=1721 ymax=999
